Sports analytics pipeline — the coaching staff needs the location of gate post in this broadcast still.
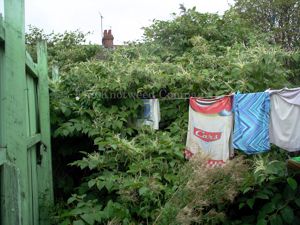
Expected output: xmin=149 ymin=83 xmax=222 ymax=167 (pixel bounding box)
xmin=2 ymin=0 xmax=28 ymax=225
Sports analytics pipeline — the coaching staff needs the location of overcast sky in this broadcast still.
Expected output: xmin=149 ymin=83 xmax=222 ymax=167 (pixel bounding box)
xmin=1 ymin=0 xmax=234 ymax=44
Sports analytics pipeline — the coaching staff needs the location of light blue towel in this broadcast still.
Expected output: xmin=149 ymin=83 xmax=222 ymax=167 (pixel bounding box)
xmin=233 ymin=92 xmax=270 ymax=154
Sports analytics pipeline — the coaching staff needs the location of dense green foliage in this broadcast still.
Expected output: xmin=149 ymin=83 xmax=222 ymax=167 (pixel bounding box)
xmin=154 ymin=151 xmax=300 ymax=225
xmin=230 ymin=154 xmax=300 ymax=225
xmin=233 ymin=0 xmax=300 ymax=49
xmin=26 ymin=2 xmax=300 ymax=224
xmin=26 ymin=26 xmax=99 ymax=70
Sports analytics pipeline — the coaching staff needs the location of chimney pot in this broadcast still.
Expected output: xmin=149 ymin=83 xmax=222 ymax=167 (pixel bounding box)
xmin=102 ymin=29 xmax=114 ymax=49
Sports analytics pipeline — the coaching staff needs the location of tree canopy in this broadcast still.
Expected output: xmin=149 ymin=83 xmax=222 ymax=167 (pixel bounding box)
xmin=233 ymin=0 xmax=300 ymax=49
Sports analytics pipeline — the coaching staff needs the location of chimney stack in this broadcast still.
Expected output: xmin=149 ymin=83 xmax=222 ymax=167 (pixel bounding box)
xmin=102 ymin=29 xmax=114 ymax=48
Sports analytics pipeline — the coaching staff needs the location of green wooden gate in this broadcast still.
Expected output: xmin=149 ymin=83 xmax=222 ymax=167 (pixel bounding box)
xmin=0 ymin=0 xmax=53 ymax=225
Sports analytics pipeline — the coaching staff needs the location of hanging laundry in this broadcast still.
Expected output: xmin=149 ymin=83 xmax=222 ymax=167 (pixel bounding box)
xmin=233 ymin=92 xmax=270 ymax=154
xmin=185 ymin=96 xmax=233 ymax=167
xmin=137 ymin=99 xmax=161 ymax=130
xmin=267 ymin=88 xmax=300 ymax=152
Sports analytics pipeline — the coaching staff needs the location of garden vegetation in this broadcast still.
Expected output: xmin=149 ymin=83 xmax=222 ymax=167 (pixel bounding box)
xmin=26 ymin=0 xmax=300 ymax=224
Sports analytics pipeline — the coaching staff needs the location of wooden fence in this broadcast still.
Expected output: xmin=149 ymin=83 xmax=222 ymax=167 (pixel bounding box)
xmin=0 ymin=0 xmax=53 ymax=224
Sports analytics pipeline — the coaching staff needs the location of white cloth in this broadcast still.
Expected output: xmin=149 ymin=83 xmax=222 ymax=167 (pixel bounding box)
xmin=268 ymin=88 xmax=300 ymax=152
xmin=267 ymin=87 xmax=300 ymax=105
xmin=138 ymin=99 xmax=160 ymax=130
xmin=186 ymin=106 xmax=233 ymax=164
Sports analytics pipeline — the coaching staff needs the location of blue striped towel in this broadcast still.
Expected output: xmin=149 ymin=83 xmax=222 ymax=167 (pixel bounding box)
xmin=233 ymin=92 xmax=270 ymax=154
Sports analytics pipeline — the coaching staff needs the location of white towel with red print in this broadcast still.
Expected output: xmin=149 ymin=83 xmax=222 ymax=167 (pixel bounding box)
xmin=185 ymin=96 xmax=233 ymax=167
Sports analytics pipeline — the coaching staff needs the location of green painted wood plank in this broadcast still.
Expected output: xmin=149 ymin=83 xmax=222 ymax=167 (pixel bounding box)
xmin=26 ymin=71 xmax=39 ymax=225
xmin=0 ymin=163 xmax=22 ymax=225
xmin=27 ymin=134 xmax=41 ymax=149
xmin=26 ymin=52 xmax=39 ymax=79
xmin=2 ymin=0 xmax=30 ymax=224
xmin=0 ymin=148 xmax=7 ymax=165
xmin=0 ymin=20 xmax=5 ymax=167
xmin=36 ymin=41 xmax=53 ymax=225
xmin=27 ymin=150 xmax=34 ymax=225
xmin=26 ymin=73 xmax=38 ymax=136
xmin=26 ymin=72 xmax=40 ymax=225
xmin=30 ymin=147 xmax=39 ymax=225
xmin=0 ymin=15 xmax=4 ymax=43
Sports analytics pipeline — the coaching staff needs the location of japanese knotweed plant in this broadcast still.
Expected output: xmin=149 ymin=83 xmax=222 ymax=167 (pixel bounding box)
xmin=53 ymin=128 xmax=186 ymax=225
